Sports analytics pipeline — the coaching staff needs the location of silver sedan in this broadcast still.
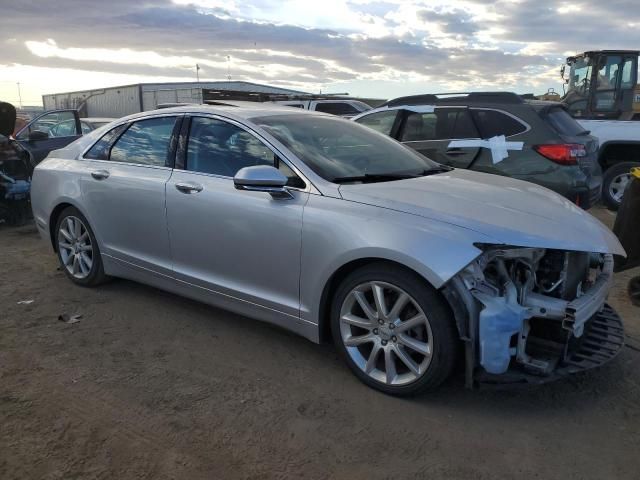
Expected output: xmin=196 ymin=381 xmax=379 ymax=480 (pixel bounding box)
xmin=31 ymin=104 xmax=626 ymax=395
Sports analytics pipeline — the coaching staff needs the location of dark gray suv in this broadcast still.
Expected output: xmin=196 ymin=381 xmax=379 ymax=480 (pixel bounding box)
xmin=353 ymin=92 xmax=602 ymax=209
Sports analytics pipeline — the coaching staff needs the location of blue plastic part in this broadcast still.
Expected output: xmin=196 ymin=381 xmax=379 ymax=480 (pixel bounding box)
xmin=474 ymin=292 xmax=530 ymax=375
xmin=2 ymin=178 xmax=30 ymax=200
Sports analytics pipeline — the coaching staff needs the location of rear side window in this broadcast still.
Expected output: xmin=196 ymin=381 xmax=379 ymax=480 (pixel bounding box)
xmin=84 ymin=124 xmax=127 ymax=160
xmin=470 ymin=109 xmax=527 ymax=138
xmin=314 ymin=102 xmax=359 ymax=115
xmin=544 ymin=107 xmax=588 ymax=136
xmin=446 ymin=110 xmax=478 ymax=139
xmin=400 ymin=109 xmax=477 ymax=141
xmin=355 ymin=110 xmax=398 ymax=136
xmin=110 ymin=117 xmax=176 ymax=166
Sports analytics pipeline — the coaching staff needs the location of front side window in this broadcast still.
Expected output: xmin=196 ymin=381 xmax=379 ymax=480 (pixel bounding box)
xmin=110 ymin=117 xmax=176 ymax=166
xmin=186 ymin=117 xmax=275 ymax=177
xmin=18 ymin=111 xmax=78 ymax=140
xmin=621 ymin=58 xmax=635 ymax=89
xmin=471 ymin=110 xmax=527 ymax=138
xmin=254 ymin=114 xmax=438 ymax=182
xmin=355 ymin=110 xmax=398 ymax=136
xmin=596 ymin=55 xmax=621 ymax=90
xmin=49 ymin=119 xmax=78 ymax=137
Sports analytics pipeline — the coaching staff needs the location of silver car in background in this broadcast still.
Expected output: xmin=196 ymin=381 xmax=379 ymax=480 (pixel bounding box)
xmin=31 ymin=105 xmax=626 ymax=394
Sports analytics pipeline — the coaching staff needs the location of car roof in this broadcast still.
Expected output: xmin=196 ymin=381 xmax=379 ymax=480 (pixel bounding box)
xmin=114 ymin=103 xmax=322 ymax=124
xmin=382 ymin=92 xmax=525 ymax=108
xmin=82 ymin=117 xmax=116 ymax=123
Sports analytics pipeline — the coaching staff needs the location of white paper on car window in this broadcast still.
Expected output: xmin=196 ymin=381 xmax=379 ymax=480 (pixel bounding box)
xmin=447 ymin=135 xmax=524 ymax=164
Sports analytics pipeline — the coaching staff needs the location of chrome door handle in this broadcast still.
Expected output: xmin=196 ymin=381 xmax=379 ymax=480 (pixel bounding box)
xmin=91 ymin=170 xmax=110 ymax=180
xmin=175 ymin=182 xmax=203 ymax=194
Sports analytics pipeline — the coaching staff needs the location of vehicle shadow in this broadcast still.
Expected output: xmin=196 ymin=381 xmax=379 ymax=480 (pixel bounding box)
xmin=96 ymin=277 xmax=633 ymax=418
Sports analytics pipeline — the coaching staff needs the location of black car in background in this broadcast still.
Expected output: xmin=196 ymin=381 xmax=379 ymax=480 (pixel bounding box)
xmin=13 ymin=109 xmax=113 ymax=172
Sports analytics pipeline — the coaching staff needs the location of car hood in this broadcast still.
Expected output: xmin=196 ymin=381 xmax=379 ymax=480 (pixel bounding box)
xmin=338 ymin=168 xmax=625 ymax=256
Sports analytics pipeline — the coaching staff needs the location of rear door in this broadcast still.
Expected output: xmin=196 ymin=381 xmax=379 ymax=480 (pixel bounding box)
xmin=79 ymin=115 xmax=180 ymax=276
xmin=396 ymin=107 xmax=480 ymax=168
xmin=466 ymin=108 xmax=531 ymax=176
xmin=15 ymin=110 xmax=81 ymax=167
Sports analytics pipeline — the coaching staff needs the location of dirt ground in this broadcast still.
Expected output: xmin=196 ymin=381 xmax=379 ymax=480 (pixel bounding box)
xmin=1 ymin=207 xmax=639 ymax=480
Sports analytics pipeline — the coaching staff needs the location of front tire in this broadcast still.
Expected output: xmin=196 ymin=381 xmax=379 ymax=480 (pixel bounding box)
xmin=55 ymin=206 xmax=107 ymax=286
xmin=331 ymin=263 xmax=458 ymax=396
xmin=602 ymin=162 xmax=640 ymax=210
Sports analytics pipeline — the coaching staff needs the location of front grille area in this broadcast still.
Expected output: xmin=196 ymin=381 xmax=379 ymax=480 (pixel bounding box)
xmin=476 ymin=304 xmax=624 ymax=387
xmin=560 ymin=304 xmax=625 ymax=374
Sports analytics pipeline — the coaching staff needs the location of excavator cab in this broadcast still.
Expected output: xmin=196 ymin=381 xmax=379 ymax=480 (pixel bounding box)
xmin=562 ymin=50 xmax=639 ymax=120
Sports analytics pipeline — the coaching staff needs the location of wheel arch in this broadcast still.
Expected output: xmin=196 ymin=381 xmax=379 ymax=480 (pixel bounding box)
xmin=598 ymin=141 xmax=640 ymax=169
xmin=317 ymin=257 xmax=454 ymax=344
xmin=48 ymin=201 xmax=94 ymax=252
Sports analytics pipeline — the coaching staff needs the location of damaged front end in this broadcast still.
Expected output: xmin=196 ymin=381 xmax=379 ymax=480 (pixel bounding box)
xmin=443 ymin=246 xmax=625 ymax=387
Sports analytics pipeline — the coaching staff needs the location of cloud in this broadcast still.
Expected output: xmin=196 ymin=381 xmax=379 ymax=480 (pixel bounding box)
xmin=1 ymin=0 xmax=640 ymax=103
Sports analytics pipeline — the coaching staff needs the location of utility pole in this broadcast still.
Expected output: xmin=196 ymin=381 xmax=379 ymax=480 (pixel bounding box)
xmin=227 ymin=55 xmax=231 ymax=82
xmin=196 ymin=64 xmax=200 ymax=83
xmin=16 ymin=82 xmax=23 ymax=109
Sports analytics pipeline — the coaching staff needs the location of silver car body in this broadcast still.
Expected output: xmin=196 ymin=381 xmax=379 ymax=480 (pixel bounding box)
xmin=30 ymin=105 xmax=625 ymax=384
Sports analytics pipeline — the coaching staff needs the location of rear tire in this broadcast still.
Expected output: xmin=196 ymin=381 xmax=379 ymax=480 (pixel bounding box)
xmin=602 ymin=162 xmax=640 ymax=210
xmin=331 ymin=263 xmax=459 ymax=396
xmin=54 ymin=206 xmax=107 ymax=287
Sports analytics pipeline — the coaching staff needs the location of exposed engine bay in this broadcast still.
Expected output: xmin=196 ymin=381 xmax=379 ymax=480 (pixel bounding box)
xmin=448 ymin=246 xmax=624 ymax=386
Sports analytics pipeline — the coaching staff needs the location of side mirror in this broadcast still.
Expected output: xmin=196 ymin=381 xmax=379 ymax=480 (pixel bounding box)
xmin=28 ymin=130 xmax=49 ymax=141
xmin=234 ymin=165 xmax=292 ymax=199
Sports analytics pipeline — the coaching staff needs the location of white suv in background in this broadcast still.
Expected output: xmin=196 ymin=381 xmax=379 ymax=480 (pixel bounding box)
xmin=273 ymin=99 xmax=372 ymax=117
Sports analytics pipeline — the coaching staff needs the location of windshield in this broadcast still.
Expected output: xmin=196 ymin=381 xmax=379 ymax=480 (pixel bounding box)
xmin=568 ymin=56 xmax=593 ymax=95
xmin=253 ymin=114 xmax=438 ymax=182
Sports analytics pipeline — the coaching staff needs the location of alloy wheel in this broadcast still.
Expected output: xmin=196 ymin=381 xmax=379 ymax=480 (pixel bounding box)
xmin=58 ymin=216 xmax=94 ymax=279
xmin=339 ymin=281 xmax=433 ymax=386
xmin=609 ymin=172 xmax=631 ymax=204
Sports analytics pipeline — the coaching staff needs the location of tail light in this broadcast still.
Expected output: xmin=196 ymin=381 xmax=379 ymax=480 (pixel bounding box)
xmin=534 ymin=144 xmax=586 ymax=165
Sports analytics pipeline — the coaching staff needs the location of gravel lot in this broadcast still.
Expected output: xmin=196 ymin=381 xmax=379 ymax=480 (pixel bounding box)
xmin=1 ymin=207 xmax=639 ymax=480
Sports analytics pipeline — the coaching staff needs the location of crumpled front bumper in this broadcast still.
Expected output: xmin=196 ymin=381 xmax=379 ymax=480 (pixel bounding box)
xmin=442 ymin=251 xmax=625 ymax=389
xmin=475 ymin=304 xmax=624 ymax=387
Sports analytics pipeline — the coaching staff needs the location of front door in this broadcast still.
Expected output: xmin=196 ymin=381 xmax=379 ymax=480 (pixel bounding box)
xmin=165 ymin=115 xmax=308 ymax=319
xmin=15 ymin=110 xmax=81 ymax=168
xmin=79 ymin=115 xmax=179 ymax=276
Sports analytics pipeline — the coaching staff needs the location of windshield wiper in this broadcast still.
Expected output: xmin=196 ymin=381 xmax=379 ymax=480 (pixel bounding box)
xmin=332 ymin=166 xmax=452 ymax=184
xmin=332 ymin=172 xmax=419 ymax=184
xmin=422 ymin=165 xmax=453 ymax=174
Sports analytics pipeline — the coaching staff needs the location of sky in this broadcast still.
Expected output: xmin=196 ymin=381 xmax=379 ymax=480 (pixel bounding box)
xmin=1 ymin=0 xmax=640 ymax=106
